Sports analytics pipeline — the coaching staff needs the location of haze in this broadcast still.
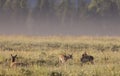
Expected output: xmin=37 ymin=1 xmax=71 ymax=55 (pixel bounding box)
xmin=0 ymin=0 xmax=120 ymax=36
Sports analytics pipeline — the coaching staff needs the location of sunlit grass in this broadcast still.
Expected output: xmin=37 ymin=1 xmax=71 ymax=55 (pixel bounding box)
xmin=0 ymin=36 xmax=120 ymax=76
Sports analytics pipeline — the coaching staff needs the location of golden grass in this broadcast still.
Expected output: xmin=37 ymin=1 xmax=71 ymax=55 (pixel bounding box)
xmin=0 ymin=36 xmax=119 ymax=76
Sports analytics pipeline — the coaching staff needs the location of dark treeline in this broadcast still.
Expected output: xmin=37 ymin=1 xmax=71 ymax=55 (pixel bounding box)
xmin=0 ymin=0 xmax=120 ymax=22
xmin=0 ymin=0 xmax=120 ymax=35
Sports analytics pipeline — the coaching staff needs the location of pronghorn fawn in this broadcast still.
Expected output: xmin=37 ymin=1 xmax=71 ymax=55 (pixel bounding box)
xmin=59 ymin=54 xmax=73 ymax=63
xmin=10 ymin=54 xmax=27 ymax=67
xmin=80 ymin=52 xmax=94 ymax=64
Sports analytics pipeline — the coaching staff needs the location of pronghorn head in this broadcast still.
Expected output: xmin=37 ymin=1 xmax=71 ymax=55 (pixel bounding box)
xmin=11 ymin=54 xmax=17 ymax=62
xmin=10 ymin=54 xmax=28 ymax=67
xmin=67 ymin=54 xmax=73 ymax=59
xmin=82 ymin=52 xmax=88 ymax=57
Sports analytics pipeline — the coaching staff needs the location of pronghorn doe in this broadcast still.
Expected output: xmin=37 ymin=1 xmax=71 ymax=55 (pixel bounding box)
xmin=10 ymin=54 xmax=27 ymax=67
xmin=80 ymin=52 xmax=94 ymax=64
xmin=59 ymin=54 xmax=73 ymax=63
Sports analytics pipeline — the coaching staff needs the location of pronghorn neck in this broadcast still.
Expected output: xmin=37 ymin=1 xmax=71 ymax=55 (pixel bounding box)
xmin=12 ymin=58 xmax=16 ymax=62
xmin=11 ymin=54 xmax=17 ymax=63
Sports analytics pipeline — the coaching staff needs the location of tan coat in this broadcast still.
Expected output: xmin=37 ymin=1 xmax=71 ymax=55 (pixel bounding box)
xmin=58 ymin=54 xmax=72 ymax=63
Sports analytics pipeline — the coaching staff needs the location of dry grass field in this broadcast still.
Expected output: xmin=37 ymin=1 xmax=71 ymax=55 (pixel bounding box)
xmin=0 ymin=36 xmax=120 ymax=76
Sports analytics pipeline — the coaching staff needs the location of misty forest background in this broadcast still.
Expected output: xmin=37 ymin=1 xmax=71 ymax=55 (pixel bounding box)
xmin=0 ymin=0 xmax=120 ymax=36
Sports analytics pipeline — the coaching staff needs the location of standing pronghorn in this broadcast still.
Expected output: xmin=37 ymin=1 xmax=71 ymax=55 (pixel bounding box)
xmin=58 ymin=54 xmax=73 ymax=63
xmin=10 ymin=54 xmax=27 ymax=67
xmin=80 ymin=52 xmax=94 ymax=64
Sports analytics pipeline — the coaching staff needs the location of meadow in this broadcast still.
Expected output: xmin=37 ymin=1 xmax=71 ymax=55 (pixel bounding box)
xmin=0 ymin=36 xmax=120 ymax=76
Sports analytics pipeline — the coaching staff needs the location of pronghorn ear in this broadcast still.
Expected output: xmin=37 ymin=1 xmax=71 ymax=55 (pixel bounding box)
xmin=15 ymin=55 xmax=17 ymax=57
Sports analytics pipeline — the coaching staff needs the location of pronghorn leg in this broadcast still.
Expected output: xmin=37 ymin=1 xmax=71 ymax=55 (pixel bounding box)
xmin=80 ymin=63 xmax=83 ymax=66
xmin=91 ymin=60 xmax=94 ymax=64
